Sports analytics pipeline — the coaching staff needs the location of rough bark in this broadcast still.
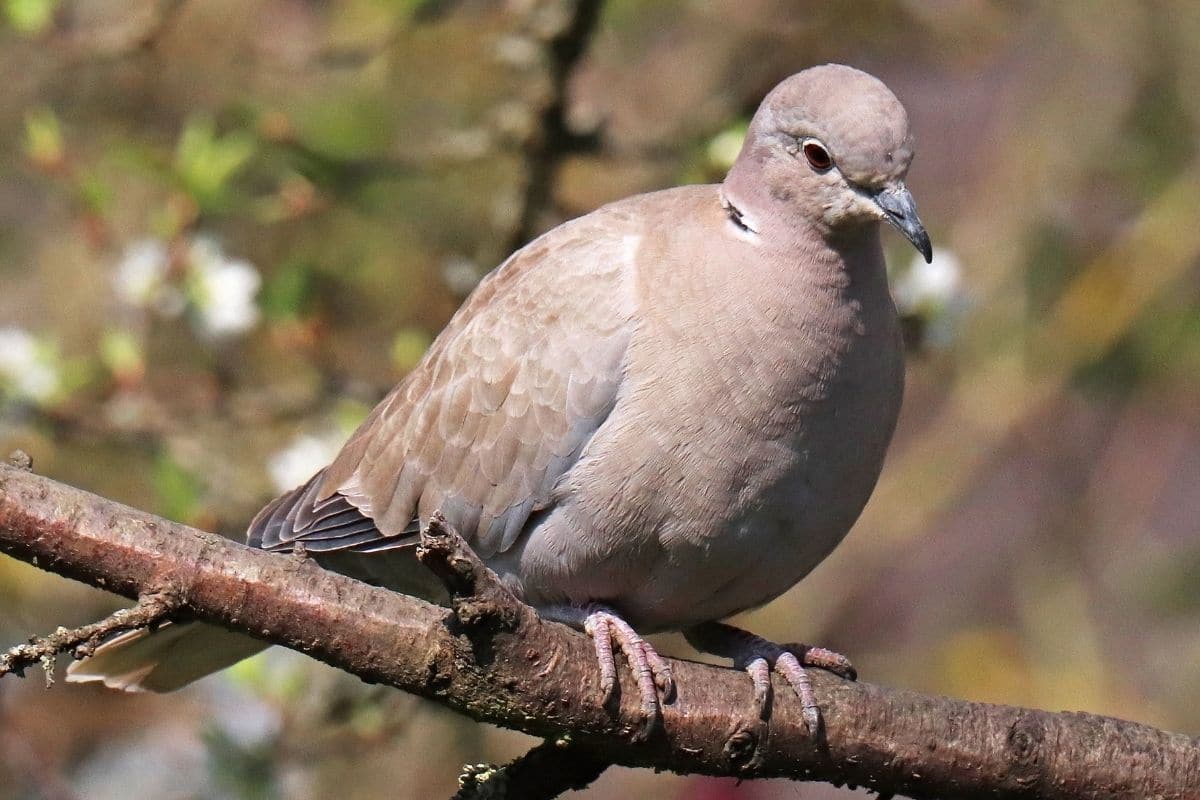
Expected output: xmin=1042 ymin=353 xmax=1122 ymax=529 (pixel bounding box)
xmin=0 ymin=461 xmax=1197 ymax=799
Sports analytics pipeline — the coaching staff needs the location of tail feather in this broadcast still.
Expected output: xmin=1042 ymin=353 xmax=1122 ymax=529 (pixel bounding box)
xmin=65 ymin=622 xmax=268 ymax=693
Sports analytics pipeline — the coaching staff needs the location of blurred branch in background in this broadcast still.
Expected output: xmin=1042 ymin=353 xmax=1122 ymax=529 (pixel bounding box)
xmin=863 ymin=162 xmax=1200 ymax=546
xmin=2 ymin=463 xmax=1198 ymax=800
xmin=499 ymin=0 xmax=604 ymax=253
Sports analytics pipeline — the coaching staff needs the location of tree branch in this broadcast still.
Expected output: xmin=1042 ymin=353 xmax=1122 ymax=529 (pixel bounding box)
xmin=0 ymin=460 xmax=1197 ymax=799
xmin=451 ymin=738 xmax=610 ymax=800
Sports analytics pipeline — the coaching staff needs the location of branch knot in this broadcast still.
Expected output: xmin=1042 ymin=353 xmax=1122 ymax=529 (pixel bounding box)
xmin=5 ymin=450 xmax=33 ymax=472
xmin=416 ymin=513 xmax=522 ymax=633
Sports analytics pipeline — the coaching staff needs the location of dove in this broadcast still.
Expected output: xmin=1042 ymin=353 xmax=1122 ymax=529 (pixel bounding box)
xmin=69 ymin=64 xmax=931 ymax=731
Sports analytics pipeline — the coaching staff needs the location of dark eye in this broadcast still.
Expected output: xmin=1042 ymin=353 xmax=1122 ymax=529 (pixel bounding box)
xmin=802 ymin=141 xmax=833 ymax=171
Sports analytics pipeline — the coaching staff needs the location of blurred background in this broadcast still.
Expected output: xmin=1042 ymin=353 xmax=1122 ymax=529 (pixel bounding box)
xmin=1 ymin=1 xmax=1198 ymax=798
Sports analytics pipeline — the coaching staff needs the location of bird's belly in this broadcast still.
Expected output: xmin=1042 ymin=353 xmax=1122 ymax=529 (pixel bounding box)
xmin=619 ymin=461 xmax=868 ymax=630
xmin=505 ymin=425 xmax=885 ymax=632
xmin=502 ymin=326 xmax=903 ymax=631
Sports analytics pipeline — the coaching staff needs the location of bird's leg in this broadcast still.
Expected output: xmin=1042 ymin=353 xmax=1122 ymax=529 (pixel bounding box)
xmin=538 ymin=603 xmax=674 ymax=734
xmin=684 ymin=621 xmax=855 ymax=732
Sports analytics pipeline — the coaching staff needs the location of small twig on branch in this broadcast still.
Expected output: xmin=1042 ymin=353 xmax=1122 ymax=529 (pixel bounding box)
xmin=1 ymin=463 xmax=1198 ymax=799
xmin=0 ymin=593 xmax=177 ymax=686
xmin=417 ymin=512 xmax=526 ymax=633
xmin=452 ymin=737 xmax=610 ymax=800
xmin=6 ymin=450 xmax=32 ymax=471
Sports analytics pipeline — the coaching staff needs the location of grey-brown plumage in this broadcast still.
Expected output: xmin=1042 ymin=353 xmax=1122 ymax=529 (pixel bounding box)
xmin=69 ymin=65 xmax=930 ymax=724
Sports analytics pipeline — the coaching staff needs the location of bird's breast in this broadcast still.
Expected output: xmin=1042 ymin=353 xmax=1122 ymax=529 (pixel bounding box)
xmin=505 ymin=217 xmax=905 ymax=629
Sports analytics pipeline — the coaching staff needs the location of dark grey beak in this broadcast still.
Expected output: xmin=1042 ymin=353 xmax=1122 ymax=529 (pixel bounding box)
xmin=875 ymin=183 xmax=932 ymax=263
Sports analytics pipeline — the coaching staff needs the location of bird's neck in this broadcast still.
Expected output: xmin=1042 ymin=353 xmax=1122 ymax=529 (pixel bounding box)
xmin=718 ymin=177 xmax=888 ymax=292
xmin=723 ymin=163 xmax=826 ymax=244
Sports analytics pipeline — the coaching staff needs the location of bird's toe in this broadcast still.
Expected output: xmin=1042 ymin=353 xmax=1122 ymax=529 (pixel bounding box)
xmin=687 ymin=622 xmax=856 ymax=733
xmin=785 ymin=643 xmax=857 ymax=681
xmin=582 ymin=606 xmax=670 ymax=734
xmin=545 ymin=603 xmax=672 ymax=738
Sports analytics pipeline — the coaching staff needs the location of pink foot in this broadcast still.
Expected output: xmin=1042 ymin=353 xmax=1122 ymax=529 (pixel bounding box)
xmin=540 ymin=604 xmax=674 ymax=737
xmin=686 ymin=621 xmax=855 ymax=732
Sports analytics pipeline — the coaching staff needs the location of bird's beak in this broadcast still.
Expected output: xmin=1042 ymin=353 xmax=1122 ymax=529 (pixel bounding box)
xmin=874 ymin=183 xmax=932 ymax=263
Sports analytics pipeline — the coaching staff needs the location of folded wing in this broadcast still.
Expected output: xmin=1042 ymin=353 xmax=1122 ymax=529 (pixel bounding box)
xmin=248 ymin=205 xmax=641 ymax=568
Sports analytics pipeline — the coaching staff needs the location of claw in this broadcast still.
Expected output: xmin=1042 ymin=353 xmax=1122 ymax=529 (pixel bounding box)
xmin=775 ymin=650 xmax=821 ymax=732
xmin=686 ymin=622 xmax=855 ymax=734
xmin=637 ymin=636 xmax=676 ymax=700
xmin=775 ymin=651 xmax=820 ymax=728
xmin=745 ymin=656 xmax=771 ymax=720
xmin=543 ymin=603 xmax=674 ymax=738
xmin=583 ymin=606 xmax=672 ymax=733
xmin=583 ymin=612 xmax=618 ymax=703
xmin=790 ymin=644 xmax=857 ymax=681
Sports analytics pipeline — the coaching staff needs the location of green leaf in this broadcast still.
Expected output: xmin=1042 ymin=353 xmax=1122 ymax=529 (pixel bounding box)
xmin=333 ymin=398 xmax=371 ymax=433
xmin=292 ymin=93 xmax=395 ymax=161
xmin=99 ymin=329 xmax=144 ymax=378
xmin=175 ymin=115 xmax=257 ymax=211
xmin=77 ymin=169 xmax=113 ymax=214
xmin=202 ymin=724 xmax=278 ymax=800
xmin=151 ymin=452 xmax=203 ymax=523
xmin=260 ymin=260 xmax=314 ymax=320
xmin=706 ymin=120 xmax=749 ymax=172
xmin=391 ymin=327 xmax=431 ymax=373
xmin=23 ymin=107 xmax=63 ymax=167
xmin=4 ymin=0 xmax=57 ymax=34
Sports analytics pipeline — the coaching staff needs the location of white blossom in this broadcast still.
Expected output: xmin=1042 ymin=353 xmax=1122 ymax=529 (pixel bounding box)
xmin=0 ymin=327 xmax=61 ymax=405
xmin=113 ymin=235 xmax=262 ymax=338
xmin=441 ymin=256 xmax=482 ymax=295
xmin=186 ymin=236 xmax=262 ymax=338
xmin=112 ymin=238 xmax=184 ymax=317
xmin=892 ymin=247 xmax=969 ymax=348
xmin=267 ymin=430 xmax=347 ymax=493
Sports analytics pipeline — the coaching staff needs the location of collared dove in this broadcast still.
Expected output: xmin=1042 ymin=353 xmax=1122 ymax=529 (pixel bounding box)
xmin=68 ymin=64 xmax=930 ymax=731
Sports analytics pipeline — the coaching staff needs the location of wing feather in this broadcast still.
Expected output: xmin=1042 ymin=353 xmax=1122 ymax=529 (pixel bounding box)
xmin=246 ymin=203 xmax=641 ymax=573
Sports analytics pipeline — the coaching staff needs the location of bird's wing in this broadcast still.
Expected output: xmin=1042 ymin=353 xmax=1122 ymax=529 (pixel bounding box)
xmin=249 ymin=202 xmax=642 ymax=560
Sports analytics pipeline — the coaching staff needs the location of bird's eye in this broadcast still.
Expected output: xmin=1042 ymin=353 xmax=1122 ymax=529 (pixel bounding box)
xmin=802 ymin=141 xmax=833 ymax=171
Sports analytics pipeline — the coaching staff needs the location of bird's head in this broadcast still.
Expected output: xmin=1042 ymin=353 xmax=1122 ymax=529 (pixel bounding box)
xmin=728 ymin=64 xmax=932 ymax=263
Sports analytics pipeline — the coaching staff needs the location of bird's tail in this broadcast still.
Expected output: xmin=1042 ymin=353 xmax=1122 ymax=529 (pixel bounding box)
xmin=65 ymin=621 xmax=268 ymax=693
